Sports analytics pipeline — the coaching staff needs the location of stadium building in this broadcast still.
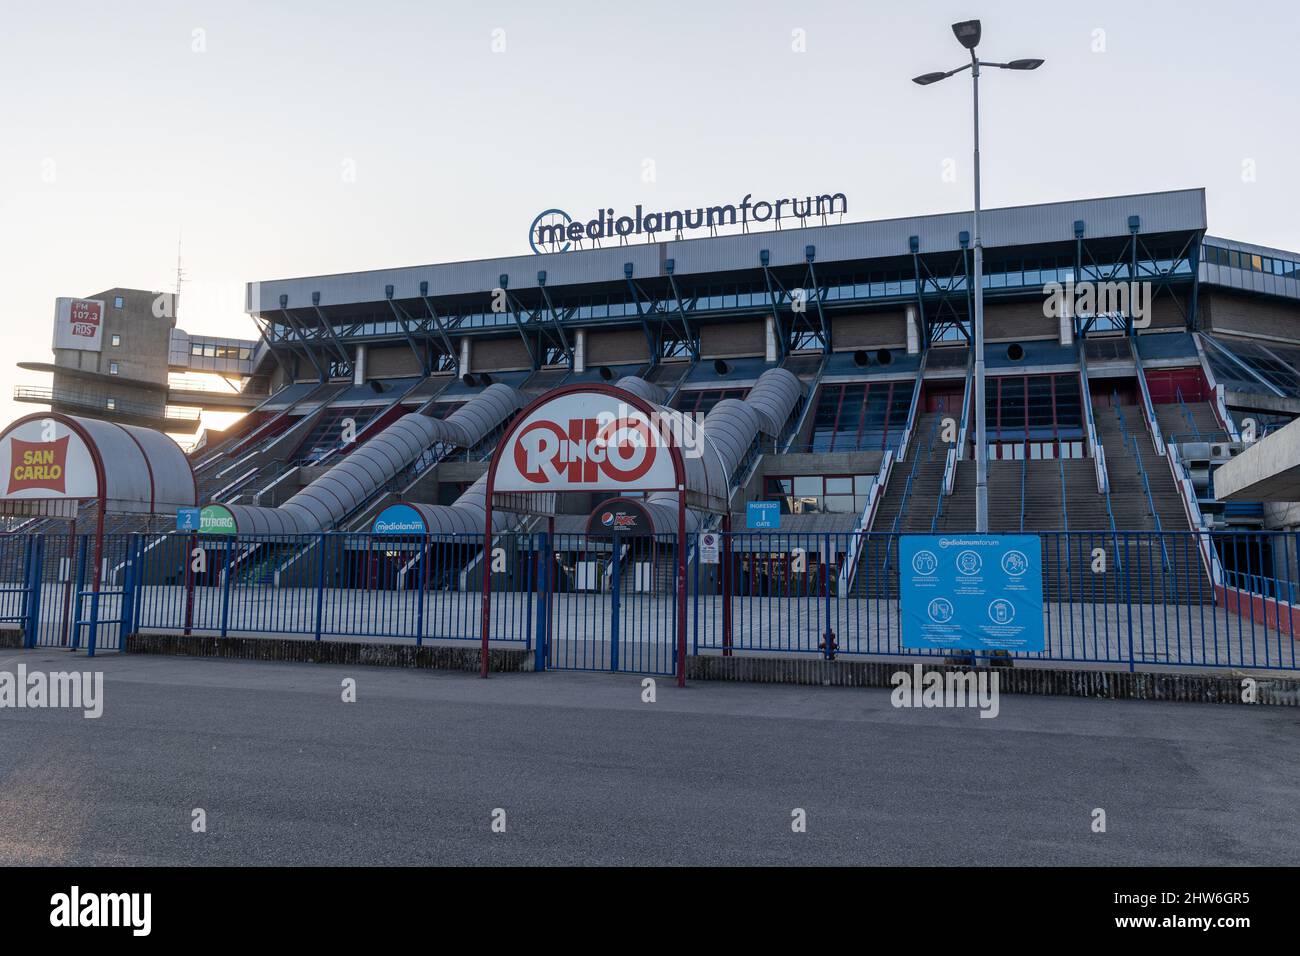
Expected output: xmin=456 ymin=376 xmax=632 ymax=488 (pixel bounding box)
xmin=5 ymin=186 xmax=1300 ymax=676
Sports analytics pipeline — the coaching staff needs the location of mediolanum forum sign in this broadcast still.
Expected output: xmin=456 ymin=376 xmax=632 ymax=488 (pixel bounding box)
xmin=529 ymin=191 xmax=848 ymax=254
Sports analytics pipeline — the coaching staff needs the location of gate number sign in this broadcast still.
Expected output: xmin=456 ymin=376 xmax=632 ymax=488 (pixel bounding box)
xmin=746 ymin=501 xmax=780 ymax=529
xmin=900 ymin=534 xmax=1044 ymax=652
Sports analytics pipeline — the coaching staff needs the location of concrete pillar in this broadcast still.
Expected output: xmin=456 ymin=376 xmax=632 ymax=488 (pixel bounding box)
xmin=1059 ymin=308 xmax=1074 ymax=348
xmin=906 ymin=306 xmax=920 ymax=355
xmin=764 ymin=316 xmax=778 ymax=362
xmin=459 ymin=338 xmax=471 ymax=373
xmin=573 ymin=329 xmax=586 ymax=373
xmin=352 ymin=344 xmax=367 ymax=385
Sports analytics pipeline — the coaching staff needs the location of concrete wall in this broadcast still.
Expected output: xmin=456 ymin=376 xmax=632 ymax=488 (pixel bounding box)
xmin=586 ymin=328 xmax=649 ymax=366
xmin=54 ymin=287 xmax=173 ymax=388
xmin=983 ymin=300 xmax=1057 ymax=341
xmin=1147 ymin=292 xmax=1189 ymax=330
xmin=699 ymin=320 xmax=764 ymax=358
xmin=367 ymin=344 xmax=422 ymax=379
xmin=732 ymin=450 xmax=887 ymax=506
xmin=832 ymin=312 xmax=907 ymax=350
xmin=471 ymin=336 xmax=532 ymax=372
xmin=1203 ymin=290 xmax=1300 ymax=344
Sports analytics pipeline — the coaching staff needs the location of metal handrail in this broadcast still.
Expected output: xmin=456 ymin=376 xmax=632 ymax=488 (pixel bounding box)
xmin=1173 ymin=386 xmax=1205 ymax=442
xmin=1019 ymin=453 xmax=1029 ymax=532
xmin=13 ymin=385 xmax=201 ymax=422
xmin=1191 ymin=333 xmax=1242 ymax=441
xmin=895 ymin=349 xmax=930 ymax=462
xmin=838 ymin=449 xmax=894 ymax=593
xmin=1076 ymin=331 xmax=1110 ymax=494
xmin=881 ymin=411 xmax=942 ymax=579
xmin=779 ymin=352 xmax=830 ymax=454
xmin=954 ymin=350 xmax=974 ymax=461
xmin=1115 ymin=403 xmax=1172 ymax=570
xmin=1127 ymin=331 xmax=1165 ymax=455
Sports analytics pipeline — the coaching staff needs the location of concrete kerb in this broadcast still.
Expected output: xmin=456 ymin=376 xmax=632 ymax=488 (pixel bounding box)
xmin=60 ymin=630 xmax=1300 ymax=706
xmin=687 ymin=654 xmax=1300 ymax=706
xmin=125 ymin=632 xmax=532 ymax=674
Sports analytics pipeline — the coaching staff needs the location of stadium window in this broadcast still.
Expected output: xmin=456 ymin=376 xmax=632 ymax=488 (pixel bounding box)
xmin=113 ymin=295 xmax=124 ymax=308
xmin=191 ymin=344 xmax=203 ymax=356
xmin=239 ymin=347 xmax=251 ymax=360
xmin=109 ymin=362 xmax=119 ymax=375
xmin=110 ymin=334 xmax=121 ymax=347
xmin=765 ymin=474 xmax=873 ymax=515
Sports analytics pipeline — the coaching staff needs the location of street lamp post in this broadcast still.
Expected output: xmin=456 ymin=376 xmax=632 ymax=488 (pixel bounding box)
xmin=914 ymin=20 xmax=1043 ymax=534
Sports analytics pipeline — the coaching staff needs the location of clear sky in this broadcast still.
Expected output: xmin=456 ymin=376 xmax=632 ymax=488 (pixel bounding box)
xmin=2 ymin=0 xmax=1296 ymax=429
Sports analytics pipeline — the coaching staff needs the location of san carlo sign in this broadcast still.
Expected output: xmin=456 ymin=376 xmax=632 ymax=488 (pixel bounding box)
xmin=0 ymin=420 xmax=97 ymax=500
xmin=491 ymin=388 xmax=682 ymax=493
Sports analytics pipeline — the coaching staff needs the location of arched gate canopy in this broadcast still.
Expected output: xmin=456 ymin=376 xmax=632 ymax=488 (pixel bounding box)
xmin=0 ymin=412 xmax=196 ymax=518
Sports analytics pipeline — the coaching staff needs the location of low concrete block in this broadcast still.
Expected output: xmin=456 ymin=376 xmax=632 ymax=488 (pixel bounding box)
xmin=686 ymin=655 xmax=1300 ymax=706
xmin=126 ymin=632 xmax=532 ymax=674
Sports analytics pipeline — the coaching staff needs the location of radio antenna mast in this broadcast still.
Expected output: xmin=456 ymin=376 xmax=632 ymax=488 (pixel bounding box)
xmin=174 ymin=230 xmax=186 ymax=320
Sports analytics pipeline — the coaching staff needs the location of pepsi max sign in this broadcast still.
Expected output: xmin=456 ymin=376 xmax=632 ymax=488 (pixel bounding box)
xmin=585 ymin=498 xmax=654 ymax=536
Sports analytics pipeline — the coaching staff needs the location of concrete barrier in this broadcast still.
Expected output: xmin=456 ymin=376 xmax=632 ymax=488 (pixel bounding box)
xmin=126 ymin=632 xmax=532 ymax=674
xmin=687 ymin=655 xmax=1300 ymax=706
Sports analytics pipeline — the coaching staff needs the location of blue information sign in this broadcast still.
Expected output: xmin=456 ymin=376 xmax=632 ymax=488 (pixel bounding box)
xmin=746 ymin=501 xmax=780 ymax=530
xmin=900 ymin=534 xmax=1044 ymax=652
xmin=176 ymin=507 xmax=201 ymax=533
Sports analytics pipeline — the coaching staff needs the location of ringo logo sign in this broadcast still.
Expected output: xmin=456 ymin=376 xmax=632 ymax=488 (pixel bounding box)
xmin=513 ymin=416 xmax=658 ymax=485
xmin=7 ymin=436 xmax=69 ymax=494
xmin=495 ymin=391 xmax=681 ymax=493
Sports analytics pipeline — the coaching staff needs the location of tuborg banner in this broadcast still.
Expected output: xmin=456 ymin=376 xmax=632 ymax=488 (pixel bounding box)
xmin=900 ymin=534 xmax=1045 ymax=653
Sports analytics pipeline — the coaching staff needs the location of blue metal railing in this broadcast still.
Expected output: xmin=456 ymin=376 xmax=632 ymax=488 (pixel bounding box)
xmin=5 ymin=528 xmax=1300 ymax=675
xmin=1128 ymin=330 xmax=1165 ymax=454
xmin=1114 ymin=402 xmax=1172 ymax=573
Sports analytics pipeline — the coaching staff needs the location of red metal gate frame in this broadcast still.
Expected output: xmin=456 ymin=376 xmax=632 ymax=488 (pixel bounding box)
xmin=479 ymin=383 xmax=698 ymax=686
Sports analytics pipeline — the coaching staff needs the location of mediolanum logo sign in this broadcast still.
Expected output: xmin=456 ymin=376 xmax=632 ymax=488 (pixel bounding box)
xmin=494 ymin=392 xmax=678 ymax=493
xmin=529 ymin=191 xmax=848 ymax=254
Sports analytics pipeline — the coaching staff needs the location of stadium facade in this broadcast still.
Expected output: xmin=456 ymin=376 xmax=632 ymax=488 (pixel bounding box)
xmin=7 ymin=186 xmax=1300 ymax=674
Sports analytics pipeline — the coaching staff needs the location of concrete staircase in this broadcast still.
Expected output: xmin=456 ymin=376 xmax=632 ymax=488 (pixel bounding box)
xmin=1092 ymin=405 xmax=1206 ymax=602
xmin=1155 ymin=400 xmax=1228 ymax=444
xmin=853 ymin=412 xmax=947 ymax=597
xmin=848 ymin=401 xmax=1208 ymax=602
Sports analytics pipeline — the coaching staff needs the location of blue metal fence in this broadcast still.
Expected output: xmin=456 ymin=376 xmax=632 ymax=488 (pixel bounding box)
xmin=0 ymin=528 xmax=1297 ymax=675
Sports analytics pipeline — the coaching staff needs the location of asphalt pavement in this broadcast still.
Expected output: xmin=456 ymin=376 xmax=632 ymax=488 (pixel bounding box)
xmin=0 ymin=648 xmax=1295 ymax=865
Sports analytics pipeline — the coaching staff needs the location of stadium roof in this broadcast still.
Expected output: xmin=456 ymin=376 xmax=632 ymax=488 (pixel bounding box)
xmin=247 ymin=188 xmax=1209 ymax=313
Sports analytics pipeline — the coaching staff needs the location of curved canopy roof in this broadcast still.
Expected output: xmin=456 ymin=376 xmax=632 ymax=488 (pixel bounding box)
xmin=0 ymin=412 xmax=196 ymax=517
